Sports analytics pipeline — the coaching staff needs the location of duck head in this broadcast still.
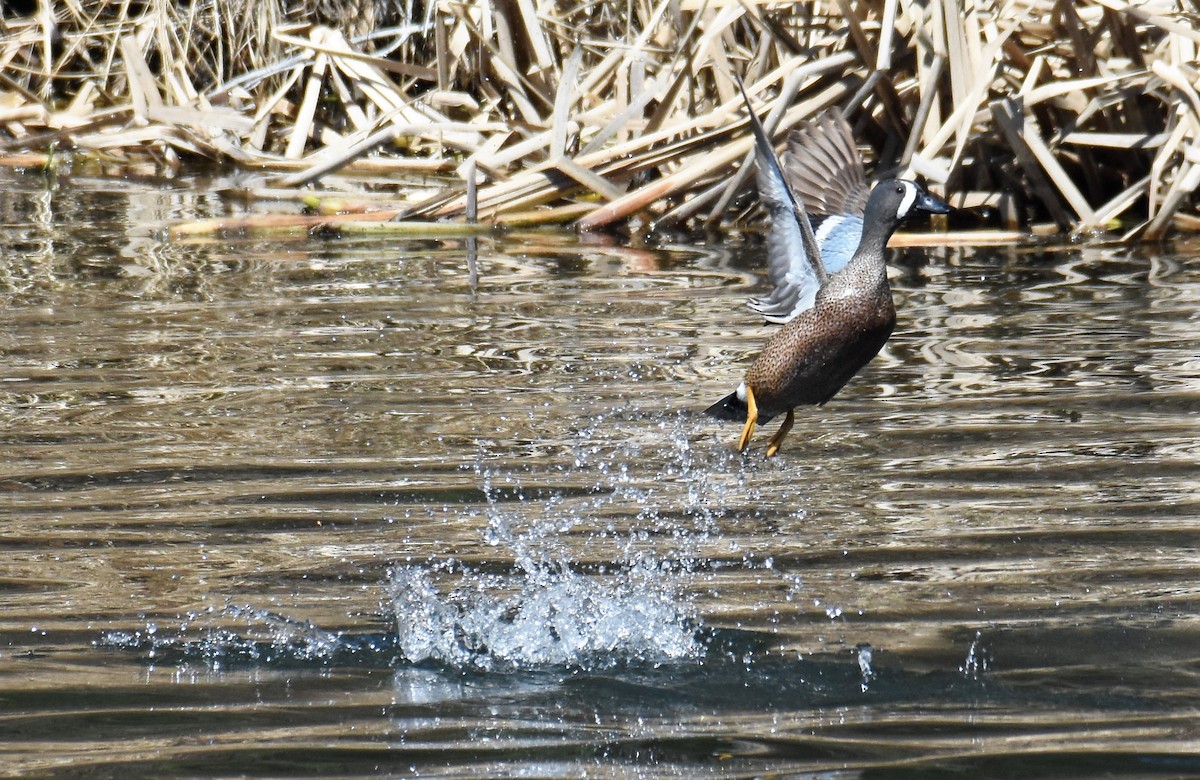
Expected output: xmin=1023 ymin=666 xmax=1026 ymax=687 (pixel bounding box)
xmin=868 ymin=179 xmax=952 ymax=224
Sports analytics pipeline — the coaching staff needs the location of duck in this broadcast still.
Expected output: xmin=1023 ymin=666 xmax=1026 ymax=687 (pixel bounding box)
xmin=705 ymin=86 xmax=951 ymax=457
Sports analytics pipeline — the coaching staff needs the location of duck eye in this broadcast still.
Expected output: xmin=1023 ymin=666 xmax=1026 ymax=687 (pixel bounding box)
xmin=895 ymin=184 xmax=904 ymax=194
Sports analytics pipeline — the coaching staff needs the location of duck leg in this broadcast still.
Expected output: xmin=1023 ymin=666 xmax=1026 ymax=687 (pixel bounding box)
xmin=765 ymin=409 xmax=795 ymax=458
xmin=736 ymin=385 xmax=759 ymax=452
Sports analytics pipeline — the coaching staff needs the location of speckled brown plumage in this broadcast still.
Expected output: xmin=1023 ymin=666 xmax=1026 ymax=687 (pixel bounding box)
xmin=745 ymin=275 xmax=895 ymax=421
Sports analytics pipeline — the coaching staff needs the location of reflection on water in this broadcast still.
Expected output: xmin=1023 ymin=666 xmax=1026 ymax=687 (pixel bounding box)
xmin=1 ymin=173 xmax=1200 ymax=776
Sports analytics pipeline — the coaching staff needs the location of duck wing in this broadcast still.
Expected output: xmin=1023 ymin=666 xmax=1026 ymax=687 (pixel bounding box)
xmin=735 ymin=81 xmax=832 ymax=325
xmin=748 ymin=210 xmax=864 ymax=323
xmin=783 ymin=110 xmax=870 ymax=219
xmin=743 ymin=109 xmax=869 ymax=324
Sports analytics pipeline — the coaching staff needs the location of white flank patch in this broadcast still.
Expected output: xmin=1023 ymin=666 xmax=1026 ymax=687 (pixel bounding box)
xmin=895 ymin=181 xmax=919 ymax=219
xmin=735 ymin=381 xmax=747 ymax=402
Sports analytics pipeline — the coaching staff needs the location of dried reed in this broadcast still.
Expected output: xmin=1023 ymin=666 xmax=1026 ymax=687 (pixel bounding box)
xmin=1 ymin=0 xmax=1199 ymax=238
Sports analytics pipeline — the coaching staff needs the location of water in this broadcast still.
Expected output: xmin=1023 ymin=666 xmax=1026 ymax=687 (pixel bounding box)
xmin=1 ymin=172 xmax=1199 ymax=777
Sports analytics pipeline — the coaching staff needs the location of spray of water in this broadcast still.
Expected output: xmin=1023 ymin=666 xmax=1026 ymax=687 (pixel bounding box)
xmin=386 ymin=415 xmax=740 ymax=671
xmin=102 ymin=413 xmax=763 ymax=672
xmin=389 ymin=560 xmax=700 ymax=671
xmin=100 ymin=603 xmax=349 ymax=669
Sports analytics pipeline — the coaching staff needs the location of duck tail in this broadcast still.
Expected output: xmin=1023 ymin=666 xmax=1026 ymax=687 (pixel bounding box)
xmin=705 ymin=390 xmax=747 ymax=422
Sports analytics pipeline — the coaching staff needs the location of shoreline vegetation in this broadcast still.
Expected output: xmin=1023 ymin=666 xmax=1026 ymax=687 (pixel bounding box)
xmin=1 ymin=1 xmax=1198 ymax=240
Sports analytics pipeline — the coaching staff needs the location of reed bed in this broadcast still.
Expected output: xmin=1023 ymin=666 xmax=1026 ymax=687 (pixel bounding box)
xmin=1 ymin=0 xmax=1198 ymax=238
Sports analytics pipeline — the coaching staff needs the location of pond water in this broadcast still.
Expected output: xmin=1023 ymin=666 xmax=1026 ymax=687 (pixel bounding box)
xmin=0 ymin=171 xmax=1198 ymax=777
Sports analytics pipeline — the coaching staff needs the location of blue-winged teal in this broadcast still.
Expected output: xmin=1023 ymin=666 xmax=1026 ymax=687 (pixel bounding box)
xmin=706 ymin=94 xmax=951 ymax=457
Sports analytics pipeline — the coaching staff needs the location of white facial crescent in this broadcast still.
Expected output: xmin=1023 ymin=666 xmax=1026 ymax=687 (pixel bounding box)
xmin=895 ymin=181 xmax=919 ymax=219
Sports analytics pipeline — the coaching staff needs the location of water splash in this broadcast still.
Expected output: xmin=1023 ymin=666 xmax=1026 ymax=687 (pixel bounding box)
xmin=387 ymin=416 xmax=724 ymax=671
xmin=856 ymin=643 xmax=876 ymax=692
xmin=960 ymin=630 xmax=991 ymax=678
xmin=389 ymin=561 xmax=701 ymax=671
xmin=99 ymin=603 xmax=360 ymax=669
xmin=103 ymin=413 xmax=757 ymax=673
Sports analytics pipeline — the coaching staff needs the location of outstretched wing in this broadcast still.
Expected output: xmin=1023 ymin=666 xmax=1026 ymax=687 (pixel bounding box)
xmin=735 ymin=81 xmax=828 ymax=325
xmin=783 ymin=110 xmax=870 ymax=219
xmin=735 ymin=91 xmax=871 ymax=324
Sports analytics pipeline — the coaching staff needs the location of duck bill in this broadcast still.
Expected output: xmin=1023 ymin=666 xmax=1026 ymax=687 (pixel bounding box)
xmin=916 ymin=190 xmax=952 ymax=215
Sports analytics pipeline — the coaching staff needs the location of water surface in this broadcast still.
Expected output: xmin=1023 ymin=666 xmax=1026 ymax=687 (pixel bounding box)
xmin=1 ymin=173 xmax=1198 ymax=777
